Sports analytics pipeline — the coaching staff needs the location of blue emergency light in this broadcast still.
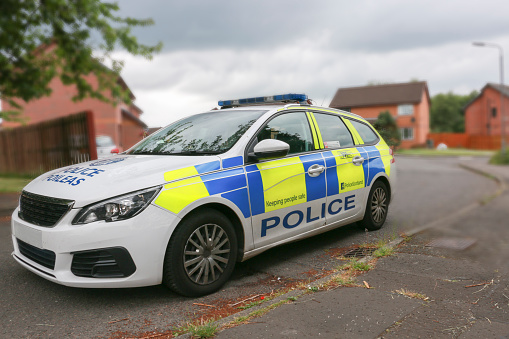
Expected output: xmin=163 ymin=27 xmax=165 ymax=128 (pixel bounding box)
xmin=218 ymin=93 xmax=308 ymax=107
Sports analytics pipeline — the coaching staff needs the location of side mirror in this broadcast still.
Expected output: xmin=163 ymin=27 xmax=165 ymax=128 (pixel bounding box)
xmin=252 ymin=139 xmax=290 ymax=159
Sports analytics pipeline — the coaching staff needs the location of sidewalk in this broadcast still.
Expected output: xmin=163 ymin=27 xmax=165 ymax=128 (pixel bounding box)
xmin=0 ymin=192 xmax=19 ymax=217
xmin=215 ymin=162 xmax=509 ymax=338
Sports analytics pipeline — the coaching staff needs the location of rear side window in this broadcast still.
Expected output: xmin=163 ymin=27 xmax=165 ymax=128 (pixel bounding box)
xmin=348 ymin=119 xmax=379 ymax=145
xmin=313 ymin=113 xmax=354 ymax=149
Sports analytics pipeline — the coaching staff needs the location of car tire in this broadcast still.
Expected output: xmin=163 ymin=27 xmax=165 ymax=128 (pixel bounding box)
xmin=163 ymin=208 xmax=238 ymax=297
xmin=358 ymin=180 xmax=389 ymax=231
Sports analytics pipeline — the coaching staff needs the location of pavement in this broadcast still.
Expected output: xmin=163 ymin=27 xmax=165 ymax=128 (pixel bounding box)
xmin=1 ymin=158 xmax=508 ymax=338
xmin=212 ymin=159 xmax=509 ymax=338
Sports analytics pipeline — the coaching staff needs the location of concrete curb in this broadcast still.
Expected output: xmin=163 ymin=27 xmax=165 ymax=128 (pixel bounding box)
xmin=174 ymin=160 xmax=507 ymax=338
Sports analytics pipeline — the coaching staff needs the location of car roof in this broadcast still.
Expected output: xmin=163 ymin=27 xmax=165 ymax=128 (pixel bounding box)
xmin=215 ymin=104 xmax=367 ymax=123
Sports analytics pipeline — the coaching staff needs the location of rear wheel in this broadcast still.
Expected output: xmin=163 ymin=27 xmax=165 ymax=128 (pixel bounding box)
xmin=163 ymin=208 xmax=237 ymax=297
xmin=358 ymin=180 xmax=389 ymax=231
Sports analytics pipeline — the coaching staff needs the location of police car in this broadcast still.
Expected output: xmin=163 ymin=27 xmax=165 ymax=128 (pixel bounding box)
xmin=11 ymin=94 xmax=395 ymax=297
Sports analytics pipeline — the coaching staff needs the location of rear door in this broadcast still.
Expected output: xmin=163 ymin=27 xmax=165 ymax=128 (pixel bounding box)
xmin=246 ymin=111 xmax=327 ymax=248
xmin=310 ymin=112 xmax=368 ymax=225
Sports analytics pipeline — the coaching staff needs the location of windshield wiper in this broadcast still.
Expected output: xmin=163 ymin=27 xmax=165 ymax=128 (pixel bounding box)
xmin=169 ymin=150 xmax=224 ymax=155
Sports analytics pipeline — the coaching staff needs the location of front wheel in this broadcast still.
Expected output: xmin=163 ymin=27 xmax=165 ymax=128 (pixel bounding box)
xmin=163 ymin=208 xmax=238 ymax=297
xmin=358 ymin=181 xmax=389 ymax=231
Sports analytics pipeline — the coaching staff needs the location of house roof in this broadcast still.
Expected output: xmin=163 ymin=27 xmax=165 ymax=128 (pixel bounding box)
xmin=464 ymin=83 xmax=509 ymax=110
xmin=121 ymin=108 xmax=148 ymax=128
xmin=329 ymin=81 xmax=430 ymax=108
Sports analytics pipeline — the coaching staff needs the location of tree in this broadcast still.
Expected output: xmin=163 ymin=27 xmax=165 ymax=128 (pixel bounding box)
xmin=373 ymin=111 xmax=401 ymax=148
xmin=430 ymin=91 xmax=478 ymax=133
xmin=0 ymin=0 xmax=162 ymax=121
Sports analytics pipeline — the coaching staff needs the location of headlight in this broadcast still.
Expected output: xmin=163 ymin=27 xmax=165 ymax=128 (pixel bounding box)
xmin=72 ymin=187 xmax=161 ymax=225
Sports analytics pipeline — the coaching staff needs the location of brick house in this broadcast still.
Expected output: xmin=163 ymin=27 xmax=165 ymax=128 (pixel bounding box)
xmin=329 ymin=82 xmax=431 ymax=149
xmin=1 ymin=44 xmax=147 ymax=152
xmin=464 ymin=83 xmax=509 ymax=137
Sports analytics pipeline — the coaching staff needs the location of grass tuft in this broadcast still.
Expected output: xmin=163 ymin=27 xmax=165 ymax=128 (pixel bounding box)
xmin=489 ymin=150 xmax=509 ymax=165
xmin=175 ymin=318 xmax=219 ymax=338
xmin=394 ymin=288 xmax=430 ymax=301
xmin=373 ymin=245 xmax=395 ymax=258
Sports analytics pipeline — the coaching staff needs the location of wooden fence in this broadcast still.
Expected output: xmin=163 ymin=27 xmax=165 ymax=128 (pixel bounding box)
xmin=428 ymin=133 xmax=503 ymax=150
xmin=0 ymin=111 xmax=97 ymax=176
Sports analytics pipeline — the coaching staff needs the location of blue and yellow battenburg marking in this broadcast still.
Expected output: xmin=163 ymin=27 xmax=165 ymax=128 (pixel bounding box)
xmin=154 ymin=158 xmax=250 ymax=218
xmin=247 ymin=153 xmax=327 ymax=216
xmin=153 ymin=118 xmax=392 ymax=221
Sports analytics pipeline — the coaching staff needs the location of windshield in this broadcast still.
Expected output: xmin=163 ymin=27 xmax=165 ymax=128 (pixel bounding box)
xmin=128 ymin=110 xmax=266 ymax=155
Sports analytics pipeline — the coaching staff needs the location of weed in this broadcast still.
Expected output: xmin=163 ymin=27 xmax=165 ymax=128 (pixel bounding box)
xmin=308 ymin=286 xmax=319 ymax=292
xmin=373 ymin=246 xmax=394 ymax=258
xmin=238 ymin=300 xmax=264 ymax=310
xmin=175 ymin=318 xmax=219 ymax=338
xmin=333 ymin=275 xmax=356 ymax=286
xmin=351 ymin=260 xmax=371 ymax=271
xmin=394 ymin=288 xmax=430 ymax=301
xmin=489 ymin=150 xmax=509 ymax=165
xmin=287 ymin=296 xmax=298 ymax=301
xmin=338 ymin=258 xmax=372 ymax=272
xmin=232 ymin=316 xmax=249 ymax=324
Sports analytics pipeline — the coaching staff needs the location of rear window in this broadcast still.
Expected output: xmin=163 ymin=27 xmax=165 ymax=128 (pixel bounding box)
xmin=348 ymin=119 xmax=379 ymax=145
xmin=313 ymin=113 xmax=354 ymax=149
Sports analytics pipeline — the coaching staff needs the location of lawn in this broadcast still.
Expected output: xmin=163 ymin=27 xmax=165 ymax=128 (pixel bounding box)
xmin=396 ymin=148 xmax=495 ymax=157
xmin=0 ymin=177 xmax=33 ymax=193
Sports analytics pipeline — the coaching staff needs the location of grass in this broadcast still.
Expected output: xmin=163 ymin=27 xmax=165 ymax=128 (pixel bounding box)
xmin=338 ymin=258 xmax=372 ymax=272
xmin=238 ymin=300 xmax=265 ymax=310
xmin=489 ymin=150 xmax=509 ymax=165
xmin=373 ymin=245 xmax=395 ymax=258
xmin=175 ymin=318 xmax=219 ymax=338
xmin=394 ymin=288 xmax=430 ymax=301
xmin=0 ymin=176 xmax=33 ymax=193
xmin=396 ymin=148 xmax=494 ymax=157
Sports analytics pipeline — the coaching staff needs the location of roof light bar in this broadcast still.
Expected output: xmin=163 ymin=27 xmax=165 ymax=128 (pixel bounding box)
xmin=218 ymin=93 xmax=308 ymax=107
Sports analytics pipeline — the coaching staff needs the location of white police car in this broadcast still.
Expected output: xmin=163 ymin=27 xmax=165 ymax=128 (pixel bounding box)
xmin=11 ymin=94 xmax=395 ymax=297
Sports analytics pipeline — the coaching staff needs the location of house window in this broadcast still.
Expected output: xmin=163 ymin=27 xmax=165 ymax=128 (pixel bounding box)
xmin=398 ymin=104 xmax=414 ymax=116
xmin=400 ymin=128 xmax=414 ymax=140
xmin=492 ymin=107 xmax=497 ymax=118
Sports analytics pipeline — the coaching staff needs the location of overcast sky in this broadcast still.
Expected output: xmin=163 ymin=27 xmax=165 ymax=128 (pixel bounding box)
xmin=109 ymin=0 xmax=509 ymax=127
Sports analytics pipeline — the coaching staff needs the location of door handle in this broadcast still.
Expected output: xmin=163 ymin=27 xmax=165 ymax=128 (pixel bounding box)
xmin=352 ymin=156 xmax=364 ymax=166
xmin=308 ymin=164 xmax=325 ymax=177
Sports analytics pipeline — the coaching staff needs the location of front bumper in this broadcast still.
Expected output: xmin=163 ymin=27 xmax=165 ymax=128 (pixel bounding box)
xmin=11 ymin=204 xmax=180 ymax=288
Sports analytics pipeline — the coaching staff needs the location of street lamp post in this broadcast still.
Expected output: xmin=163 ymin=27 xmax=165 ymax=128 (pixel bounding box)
xmin=473 ymin=41 xmax=506 ymax=154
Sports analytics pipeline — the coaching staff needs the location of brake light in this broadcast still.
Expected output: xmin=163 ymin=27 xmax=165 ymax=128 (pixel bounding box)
xmin=389 ymin=148 xmax=395 ymax=163
xmin=111 ymin=148 xmax=119 ymax=154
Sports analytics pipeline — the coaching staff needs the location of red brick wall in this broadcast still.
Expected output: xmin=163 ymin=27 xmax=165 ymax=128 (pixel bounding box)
xmin=2 ymin=74 xmax=144 ymax=152
xmin=349 ymin=90 xmax=430 ymax=149
xmin=465 ymin=87 xmax=508 ymax=137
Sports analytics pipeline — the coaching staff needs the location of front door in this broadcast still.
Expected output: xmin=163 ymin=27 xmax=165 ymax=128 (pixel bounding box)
xmin=246 ymin=112 xmax=327 ymax=248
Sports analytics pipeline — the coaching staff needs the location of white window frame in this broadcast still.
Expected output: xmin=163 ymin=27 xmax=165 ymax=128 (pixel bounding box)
xmin=400 ymin=127 xmax=414 ymax=140
xmin=398 ymin=104 xmax=414 ymax=116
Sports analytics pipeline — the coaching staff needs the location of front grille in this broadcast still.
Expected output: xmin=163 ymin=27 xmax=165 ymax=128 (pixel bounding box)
xmin=71 ymin=247 xmax=136 ymax=278
xmin=17 ymin=239 xmax=56 ymax=270
xmin=19 ymin=191 xmax=74 ymax=227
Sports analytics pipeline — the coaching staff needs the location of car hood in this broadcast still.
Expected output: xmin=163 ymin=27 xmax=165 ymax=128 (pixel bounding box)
xmin=23 ymin=155 xmax=221 ymax=208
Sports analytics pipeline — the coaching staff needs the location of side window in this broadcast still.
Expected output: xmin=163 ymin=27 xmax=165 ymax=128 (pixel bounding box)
xmin=256 ymin=112 xmax=314 ymax=154
xmin=313 ymin=113 xmax=354 ymax=149
xmin=348 ymin=119 xmax=379 ymax=145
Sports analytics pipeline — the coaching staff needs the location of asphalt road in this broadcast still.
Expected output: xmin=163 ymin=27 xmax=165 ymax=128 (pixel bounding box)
xmin=0 ymin=156 xmax=498 ymax=338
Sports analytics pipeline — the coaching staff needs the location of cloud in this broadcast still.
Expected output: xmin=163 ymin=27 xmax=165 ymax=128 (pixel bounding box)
xmin=108 ymin=0 xmax=509 ymax=127
xmin=119 ymin=0 xmax=509 ymax=53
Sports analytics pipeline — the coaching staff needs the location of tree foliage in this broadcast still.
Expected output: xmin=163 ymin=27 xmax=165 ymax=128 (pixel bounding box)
xmin=430 ymin=91 xmax=478 ymax=133
xmin=373 ymin=110 xmax=401 ymax=148
xmin=0 ymin=0 xmax=162 ymax=121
